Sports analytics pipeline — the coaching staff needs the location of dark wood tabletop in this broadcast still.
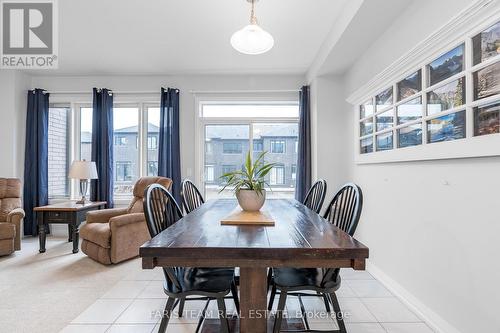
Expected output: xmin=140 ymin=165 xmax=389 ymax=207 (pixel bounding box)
xmin=140 ymin=199 xmax=369 ymax=333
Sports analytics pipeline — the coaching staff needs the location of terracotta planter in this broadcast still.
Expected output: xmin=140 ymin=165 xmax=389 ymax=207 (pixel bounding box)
xmin=236 ymin=189 xmax=266 ymax=211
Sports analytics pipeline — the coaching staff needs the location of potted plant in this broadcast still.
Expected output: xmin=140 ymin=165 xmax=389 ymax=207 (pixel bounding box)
xmin=220 ymin=151 xmax=275 ymax=211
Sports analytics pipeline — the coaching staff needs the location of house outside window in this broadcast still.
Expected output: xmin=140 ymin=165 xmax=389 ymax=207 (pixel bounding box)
xmin=270 ymin=140 xmax=286 ymax=154
xmin=205 ymin=165 xmax=215 ymax=182
xmin=147 ymin=161 xmax=158 ymax=176
xmin=147 ymin=135 xmax=157 ymax=149
xmin=114 ymin=136 xmax=127 ymax=145
xmin=116 ymin=162 xmax=133 ymax=181
xmin=253 ymin=139 xmax=263 ymax=152
xmin=291 ymin=164 xmax=297 ymax=180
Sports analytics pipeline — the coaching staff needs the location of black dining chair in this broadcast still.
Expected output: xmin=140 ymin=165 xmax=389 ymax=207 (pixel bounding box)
xmin=144 ymin=184 xmax=239 ymax=333
xmin=303 ymin=179 xmax=327 ymax=214
xmin=268 ymin=183 xmax=363 ymax=333
xmin=181 ymin=179 xmax=205 ymax=214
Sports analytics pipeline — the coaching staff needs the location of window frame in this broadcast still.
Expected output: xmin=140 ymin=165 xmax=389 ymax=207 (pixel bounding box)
xmin=354 ymin=16 xmax=500 ymax=163
xmin=195 ymin=96 xmax=300 ymax=197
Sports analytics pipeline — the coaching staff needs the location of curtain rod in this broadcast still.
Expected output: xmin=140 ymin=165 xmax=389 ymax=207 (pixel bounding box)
xmin=46 ymin=90 xmax=160 ymax=95
xmin=189 ymin=89 xmax=300 ymax=94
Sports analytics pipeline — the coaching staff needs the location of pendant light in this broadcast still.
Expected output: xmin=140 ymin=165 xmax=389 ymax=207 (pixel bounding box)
xmin=231 ymin=0 xmax=274 ymax=55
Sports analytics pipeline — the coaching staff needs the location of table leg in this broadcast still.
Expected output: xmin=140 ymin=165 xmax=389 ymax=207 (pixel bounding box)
xmin=68 ymin=225 xmax=73 ymax=242
xmin=38 ymin=213 xmax=46 ymax=253
xmin=72 ymin=224 xmax=79 ymax=254
xmin=239 ymin=267 xmax=268 ymax=333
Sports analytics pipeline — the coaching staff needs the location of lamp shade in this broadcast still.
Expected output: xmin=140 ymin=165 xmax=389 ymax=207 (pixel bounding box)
xmin=230 ymin=24 xmax=274 ymax=55
xmin=68 ymin=161 xmax=98 ymax=180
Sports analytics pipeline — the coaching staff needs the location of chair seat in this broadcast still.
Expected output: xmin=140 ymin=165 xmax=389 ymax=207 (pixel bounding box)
xmin=80 ymin=223 xmax=111 ymax=248
xmin=273 ymin=267 xmax=341 ymax=290
xmin=164 ymin=267 xmax=235 ymax=295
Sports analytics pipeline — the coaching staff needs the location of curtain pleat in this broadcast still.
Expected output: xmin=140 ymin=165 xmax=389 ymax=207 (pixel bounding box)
xmin=158 ymin=87 xmax=181 ymax=203
xmin=23 ymin=89 xmax=49 ymax=236
xmin=90 ymin=88 xmax=114 ymax=207
xmin=295 ymin=85 xmax=312 ymax=202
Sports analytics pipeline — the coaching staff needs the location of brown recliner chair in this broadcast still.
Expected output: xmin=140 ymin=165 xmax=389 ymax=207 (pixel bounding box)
xmin=80 ymin=176 xmax=172 ymax=264
xmin=0 ymin=178 xmax=25 ymax=256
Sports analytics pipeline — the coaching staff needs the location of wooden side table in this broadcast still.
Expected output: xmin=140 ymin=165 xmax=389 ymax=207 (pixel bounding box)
xmin=34 ymin=201 xmax=106 ymax=253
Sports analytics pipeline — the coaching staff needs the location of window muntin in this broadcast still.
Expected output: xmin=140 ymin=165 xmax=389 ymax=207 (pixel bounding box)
xmin=472 ymin=20 xmax=500 ymax=66
xmin=427 ymin=111 xmax=466 ymax=143
xmin=473 ymin=61 xmax=500 ymax=100
xmin=397 ymin=96 xmax=422 ymax=124
xmin=428 ymin=44 xmax=464 ymax=86
xmin=270 ymin=140 xmax=286 ymax=154
xmin=427 ymin=78 xmax=465 ymax=115
xmin=48 ymin=105 xmax=70 ymax=199
xmin=375 ymin=87 xmax=393 ymax=111
xmin=397 ymin=70 xmax=421 ymax=101
xmin=474 ymin=101 xmax=500 ymax=136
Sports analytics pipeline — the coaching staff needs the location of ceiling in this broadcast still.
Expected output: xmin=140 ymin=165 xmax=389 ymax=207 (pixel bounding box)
xmin=27 ymin=0 xmax=414 ymax=76
xmin=48 ymin=0 xmax=348 ymax=75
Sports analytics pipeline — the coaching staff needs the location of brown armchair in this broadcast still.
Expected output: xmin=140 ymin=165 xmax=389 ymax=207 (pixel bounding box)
xmin=80 ymin=176 xmax=172 ymax=264
xmin=0 ymin=178 xmax=25 ymax=256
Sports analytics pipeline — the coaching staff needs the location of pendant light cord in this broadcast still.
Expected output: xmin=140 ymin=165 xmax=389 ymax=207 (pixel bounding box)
xmin=250 ymin=0 xmax=258 ymax=25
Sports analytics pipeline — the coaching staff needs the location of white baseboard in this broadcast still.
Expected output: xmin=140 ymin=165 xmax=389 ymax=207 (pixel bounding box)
xmin=366 ymin=260 xmax=461 ymax=333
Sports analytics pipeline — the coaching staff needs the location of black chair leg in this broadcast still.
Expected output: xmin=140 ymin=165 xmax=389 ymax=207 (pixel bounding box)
xmin=158 ymin=297 xmax=176 ymax=333
xmin=217 ymin=297 xmax=230 ymax=333
xmin=273 ymin=289 xmax=287 ymax=333
xmin=177 ymin=297 xmax=185 ymax=317
xmin=230 ymin=280 xmax=240 ymax=315
xmin=329 ymin=292 xmax=346 ymax=333
xmin=323 ymin=293 xmax=331 ymax=313
xmin=267 ymin=268 xmax=273 ymax=291
xmin=268 ymin=284 xmax=277 ymax=311
xmin=195 ymin=299 xmax=211 ymax=333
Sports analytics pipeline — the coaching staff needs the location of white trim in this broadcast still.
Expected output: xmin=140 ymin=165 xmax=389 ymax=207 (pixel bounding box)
xmin=346 ymin=0 xmax=498 ymax=105
xmin=366 ymin=260 xmax=461 ymax=333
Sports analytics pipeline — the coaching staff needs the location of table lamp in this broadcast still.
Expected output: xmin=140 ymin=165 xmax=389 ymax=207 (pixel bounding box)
xmin=69 ymin=160 xmax=98 ymax=204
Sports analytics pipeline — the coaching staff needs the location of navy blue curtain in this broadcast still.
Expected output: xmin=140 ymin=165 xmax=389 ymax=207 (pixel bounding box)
xmin=90 ymin=88 xmax=114 ymax=208
xmin=158 ymin=87 xmax=181 ymax=203
xmin=23 ymin=89 xmax=49 ymax=236
xmin=295 ymin=85 xmax=312 ymax=202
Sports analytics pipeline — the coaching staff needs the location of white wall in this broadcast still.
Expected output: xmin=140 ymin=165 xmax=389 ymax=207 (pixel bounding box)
xmin=338 ymin=0 xmax=500 ymax=332
xmin=310 ymin=75 xmax=352 ymax=204
xmin=31 ymin=74 xmax=305 ymax=184
xmin=0 ymin=70 xmax=30 ymax=179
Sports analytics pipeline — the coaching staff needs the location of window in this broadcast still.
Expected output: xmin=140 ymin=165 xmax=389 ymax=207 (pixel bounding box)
xmin=223 ymin=142 xmax=243 ymax=154
xmin=253 ymin=139 xmax=263 ymax=152
xmin=200 ymin=102 xmax=299 ymax=200
xmin=147 ymin=106 xmax=160 ymax=177
xmin=80 ymin=107 xmax=92 ymax=162
xmin=294 ymin=140 xmax=298 ymax=153
xmin=270 ymin=140 xmax=286 ymax=154
xmin=270 ymin=165 xmax=285 ymax=185
xmin=113 ymin=107 xmax=139 ymax=196
xmin=291 ymin=164 xmax=297 ymax=180
xmin=205 ymin=165 xmax=215 ymax=182
xmin=357 ymin=20 xmax=500 ymax=160
xmin=114 ymin=136 xmax=127 ymax=145
xmin=48 ymin=105 xmax=70 ymax=199
xmin=115 ymin=162 xmax=133 ymax=181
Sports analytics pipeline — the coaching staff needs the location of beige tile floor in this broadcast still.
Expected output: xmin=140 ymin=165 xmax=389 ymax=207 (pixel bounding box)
xmin=61 ymin=265 xmax=435 ymax=333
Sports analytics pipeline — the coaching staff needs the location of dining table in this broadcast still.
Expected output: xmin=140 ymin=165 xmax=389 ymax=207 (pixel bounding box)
xmin=140 ymin=198 xmax=369 ymax=333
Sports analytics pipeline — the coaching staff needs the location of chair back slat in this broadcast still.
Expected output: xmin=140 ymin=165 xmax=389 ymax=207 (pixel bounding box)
xmin=321 ymin=183 xmax=363 ymax=288
xmin=303 ymin=179 xmax=327 ymax=214
xmin=144 ymin=184 xmax=184 ymax=290
xmin=181 ymin=179 xmax=205 ymax=214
